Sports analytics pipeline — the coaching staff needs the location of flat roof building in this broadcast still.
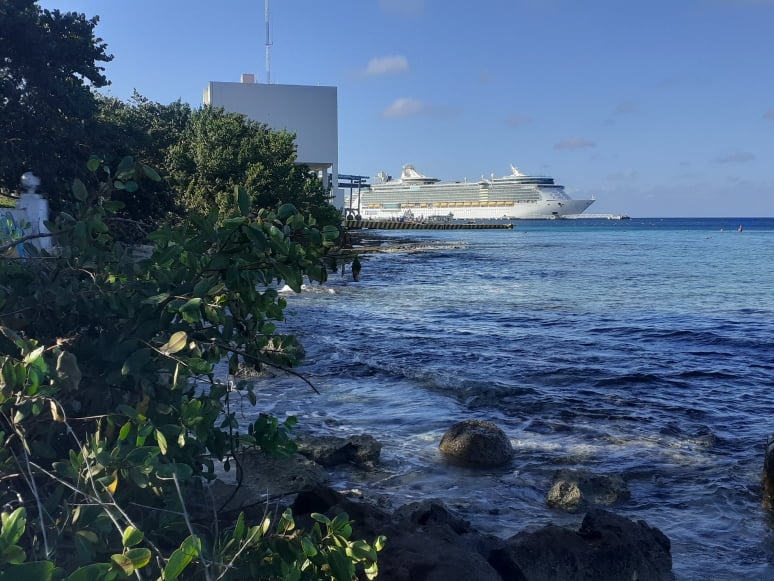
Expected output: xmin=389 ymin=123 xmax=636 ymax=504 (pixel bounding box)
xmin=203 ymin=78 xmax=342 ymax=209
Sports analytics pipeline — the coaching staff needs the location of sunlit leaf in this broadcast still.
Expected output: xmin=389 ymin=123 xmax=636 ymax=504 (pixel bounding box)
xmin=161 ymin=331 xmax=188 ymax=355
xmin=122 ymin=526 xmax=144 ymax=548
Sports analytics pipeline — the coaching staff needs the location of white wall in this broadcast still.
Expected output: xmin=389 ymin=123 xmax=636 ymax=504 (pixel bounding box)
xmin=204 ymin=81 xmax=342 ymax=209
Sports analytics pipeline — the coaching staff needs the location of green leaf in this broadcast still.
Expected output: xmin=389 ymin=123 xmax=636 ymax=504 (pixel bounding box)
xmin=110 ymin=553 xmax=134 ymax=576
xmin=179 ymin=298 xmax=202 ymax=324
xmin=122 ymin=526 xmax=144 ymax=548
xmin=347 ymin=540 xmax=377 ymax=562
xmin=236 ymin=186 xmax=251 ymax=217
xmin=374 ymin=535 xmax=387 ymax=552
xmin=118 ymin=421 xmax=132 ymax=441
xmin=142 ymin=164 xmax=161 ymax=182
xmin=232 ymin=512 xmax=245 ymax=542
xmin=160 ymin=331 xmax=188 ymax=355
xmin=22 ymin=346 xmax=45 ymax=366
xmin=278 ymin=203 xmax=297 ymax=220
xmin=1 ymin=544 xmax=26 ymax=565
xmin=66 ymin=563 xmax=111 ymax=581
xmin=300 ymin=536 xmax=318 ymax=558
xmin=71 ymin=179 xmax=88 ymax=202
xmin=1 ymin=507 xmax=27 ymax=545
xmin=125 ymin=547 xmax=151 ymax=568
xmin=310 ymin=513 xmax=331 ymax=525
xmin=116 ymin=155 xmax=135 ymax=176
xmin=163 ymin=536 xmax=200 ymax=581
xmin=155 ymin=429 xmax=168 ymax=455
xmin=327 ymin=548 xmax=355 ymax=581
xmin=86 ymin=156 xmax=102 ymax=172
xmin=0 ymin=560 xmax=54 ymax=581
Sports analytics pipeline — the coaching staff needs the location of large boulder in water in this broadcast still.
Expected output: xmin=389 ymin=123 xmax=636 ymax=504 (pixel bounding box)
xmin=547 ymin=469 xmax=631 ymax=513
xmin=439 ymin=420 xmax=513 ymax=467
xmin=489 ymin=509 xmax=674 ymax=581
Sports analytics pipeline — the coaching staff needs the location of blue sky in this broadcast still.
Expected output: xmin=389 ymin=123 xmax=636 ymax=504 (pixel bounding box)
xmin=41 ymin=0 xmax=774 ymax=217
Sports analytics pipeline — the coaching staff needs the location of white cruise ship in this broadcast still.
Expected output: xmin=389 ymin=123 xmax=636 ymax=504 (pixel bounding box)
xmin=353 ymin=164 xmax=595 ymax=221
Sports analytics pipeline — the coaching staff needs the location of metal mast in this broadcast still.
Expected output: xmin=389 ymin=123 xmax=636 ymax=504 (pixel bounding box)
xmin=265 ymin=0 xmax=271 ymax=84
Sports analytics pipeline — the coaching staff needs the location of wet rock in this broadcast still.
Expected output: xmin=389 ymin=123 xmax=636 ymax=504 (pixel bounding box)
xmin=292 ymin=486 xmax=674 ymax=581
xmin=764 ymin=434 xmax=774 ymax=509
xmin=298 ymin=434 xmax=382 ymax=468
xmin=292 ymin=486 xmax=503 ymax=581
xmin=547 ymin=469 xmax=631 ymax=513
xmin=489 ymin=509 xmax=674 ymax=581
xmin=439 ymin=420 xmax=513 ymax=467
xmin=208 ymin=450 xmax=326 ymax=512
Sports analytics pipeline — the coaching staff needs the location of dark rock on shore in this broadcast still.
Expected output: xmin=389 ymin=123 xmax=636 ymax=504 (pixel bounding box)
xmin=547 ymin=469 xmax=631 ymax=513
xmin=490 ymin=509 xmax=674 ymax=581
xmin=439 ymin=419 xmax=513 ymax=467
xmin=291 ymin=485 xmax=674 ymax=581
xmin=298 ymin=434 xmax=382 ymax=468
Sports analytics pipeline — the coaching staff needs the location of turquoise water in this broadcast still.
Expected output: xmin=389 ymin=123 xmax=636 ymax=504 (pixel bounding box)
xmin=249 ymin=218 xmax=774 ymax=580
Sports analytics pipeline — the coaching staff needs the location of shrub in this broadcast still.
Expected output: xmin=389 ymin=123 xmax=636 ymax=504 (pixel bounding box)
xmin=0 ymin=157 xmax=384 ymax=579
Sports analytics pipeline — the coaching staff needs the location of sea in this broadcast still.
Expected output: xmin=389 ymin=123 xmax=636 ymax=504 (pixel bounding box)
xmin=244 ymin=217 xmax=774 ymax=580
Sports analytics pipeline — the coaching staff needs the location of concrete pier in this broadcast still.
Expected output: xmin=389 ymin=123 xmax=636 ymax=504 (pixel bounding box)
xmin=344 ymin=220 xmax=513 ymax=230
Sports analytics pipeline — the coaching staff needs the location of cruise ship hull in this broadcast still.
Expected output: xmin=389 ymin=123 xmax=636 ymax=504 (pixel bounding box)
xmin=354 ymin=165 xmax=595 ymax=221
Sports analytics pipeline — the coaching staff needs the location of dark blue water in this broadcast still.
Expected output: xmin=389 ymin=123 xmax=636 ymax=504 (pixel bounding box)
xmin=249 ymin=217 xmax=774 ymax=580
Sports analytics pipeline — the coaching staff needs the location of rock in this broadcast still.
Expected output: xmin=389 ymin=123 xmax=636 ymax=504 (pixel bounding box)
xmin=439 ymin=420 xmax=513 ymax=467
xmin=207 ymin=450 xmax=327 ymax=512
xmin=292 ymin=486 xmax=504 ymax=581
xmin=489 ymin=509 xmax=674 ymax=581
xmin=298 ymin=434 xmax=382 ymax=468
xmin=764 ymin=434 xmax=774 ymax=509
xmin=547 ymin=469 xmax=631 ymax=513
xmin=291 ymin=486 xmax=674 ymax=581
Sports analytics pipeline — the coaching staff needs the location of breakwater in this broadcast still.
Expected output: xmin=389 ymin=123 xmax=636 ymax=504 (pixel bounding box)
xmin=343 ymin=220 xmax=513 ymax=230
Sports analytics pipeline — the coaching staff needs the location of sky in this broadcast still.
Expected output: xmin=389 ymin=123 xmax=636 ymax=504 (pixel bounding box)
xmin=39 ymin=0 xmax=774 ymax=217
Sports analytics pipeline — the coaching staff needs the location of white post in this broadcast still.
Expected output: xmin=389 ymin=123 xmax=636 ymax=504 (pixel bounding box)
xmin=17 ymin=172 xmax=51 ymax=252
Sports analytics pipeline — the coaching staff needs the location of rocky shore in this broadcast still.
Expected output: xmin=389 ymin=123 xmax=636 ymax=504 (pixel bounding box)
xmin=211 ymin=429 xmax=676 ymax=581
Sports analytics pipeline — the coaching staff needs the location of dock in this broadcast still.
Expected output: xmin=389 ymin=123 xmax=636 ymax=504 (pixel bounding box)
xmin=344 ymin=220 xmax=513 ymax=230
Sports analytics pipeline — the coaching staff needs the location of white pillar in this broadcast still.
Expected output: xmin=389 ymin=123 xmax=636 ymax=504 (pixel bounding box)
xmin=16 ymin=192 xmax=51 ymax=252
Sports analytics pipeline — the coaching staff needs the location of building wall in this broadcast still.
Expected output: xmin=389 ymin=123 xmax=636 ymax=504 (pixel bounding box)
xmin=203 ymin=81 xmax=342 ymax=209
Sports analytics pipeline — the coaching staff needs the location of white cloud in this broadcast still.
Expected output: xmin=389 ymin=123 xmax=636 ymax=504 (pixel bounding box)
xmin=554 ymin=138 xmax=597 ymax=151
xmin=365 ymin=55 xmax=409 ymax=76
xmin=382 ymin=98 xmax=426 ymax=118
xmin=712 ymin=152 xmax=756 ymax=164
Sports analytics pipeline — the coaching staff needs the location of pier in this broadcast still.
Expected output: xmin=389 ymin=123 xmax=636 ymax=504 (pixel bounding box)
xmin=343 ymin=220 xmax=514 ymax=230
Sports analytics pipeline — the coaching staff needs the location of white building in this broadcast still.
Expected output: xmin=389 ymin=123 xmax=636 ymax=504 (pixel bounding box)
xmin=203 ymin=76 xmax=342 ymax=210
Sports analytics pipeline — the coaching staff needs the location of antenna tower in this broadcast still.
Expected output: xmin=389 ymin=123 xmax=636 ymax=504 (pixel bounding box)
xmin=265 ymin=0 xmax=272 ymax=84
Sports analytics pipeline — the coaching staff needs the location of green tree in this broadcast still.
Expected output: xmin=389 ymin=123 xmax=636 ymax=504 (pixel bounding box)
xmin=0 ymin=0 xmax=112 ymax=199
xmin=91 ymin=92 xmax=192 ymax=227
xmin=167 ymin=106 xmax=339 ymax=225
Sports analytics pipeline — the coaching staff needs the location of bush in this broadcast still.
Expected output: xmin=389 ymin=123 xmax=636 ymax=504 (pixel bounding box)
xmin=0 ymin=157 xmax=384 ymax=579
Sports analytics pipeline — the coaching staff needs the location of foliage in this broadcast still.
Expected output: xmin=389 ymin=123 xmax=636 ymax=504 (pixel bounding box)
xmin=88 ymin=92 xmax=192 ymax=227
xmin=0 ymin=158 xmax=384 ymax=579
xmin=167 ymin=106 xmax=339 ymax=227
xmin=0 ymin=0 xmax=112 ymax=201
